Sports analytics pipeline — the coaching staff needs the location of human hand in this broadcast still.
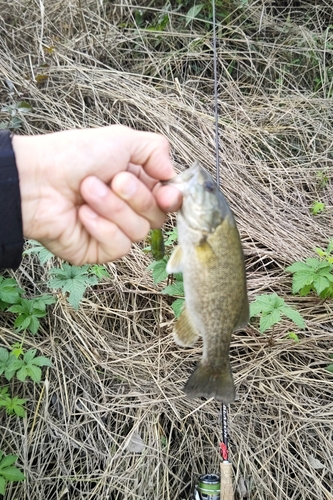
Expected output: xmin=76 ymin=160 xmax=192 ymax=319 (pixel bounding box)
xmin=12 ymin=126 xmax=182 ymax=265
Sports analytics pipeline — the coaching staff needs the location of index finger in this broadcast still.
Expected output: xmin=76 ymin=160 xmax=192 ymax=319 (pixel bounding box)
xmin=124 ymin=129 xmax=175 ymax=180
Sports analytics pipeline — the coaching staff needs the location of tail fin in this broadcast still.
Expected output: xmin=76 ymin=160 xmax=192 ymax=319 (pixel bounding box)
xmin=184 ymin=362 xmax=235 ymax=403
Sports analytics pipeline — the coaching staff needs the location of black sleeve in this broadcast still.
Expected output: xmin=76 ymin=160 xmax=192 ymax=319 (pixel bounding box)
xmin=0 ymin=130 xmax=24 ymax=270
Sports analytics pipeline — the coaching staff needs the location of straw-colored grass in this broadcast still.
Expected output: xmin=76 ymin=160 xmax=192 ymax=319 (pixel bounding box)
xmin=0 ymin=1 xmax=333 ymax=498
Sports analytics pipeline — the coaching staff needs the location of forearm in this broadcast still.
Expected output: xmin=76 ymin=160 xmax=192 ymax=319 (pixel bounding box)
xmin=0 ymin=131 xmax=24 ymax=270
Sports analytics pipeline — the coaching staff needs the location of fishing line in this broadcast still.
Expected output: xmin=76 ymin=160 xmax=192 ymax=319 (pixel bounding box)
xmin=213 ymin=1 xmax=234 ymax=498
xmin=212 ymin=0 xmax=220 ymax=188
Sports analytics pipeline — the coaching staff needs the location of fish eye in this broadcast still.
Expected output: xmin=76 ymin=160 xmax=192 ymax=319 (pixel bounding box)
xmin=203 ymin=180 xmax=215 ymax=192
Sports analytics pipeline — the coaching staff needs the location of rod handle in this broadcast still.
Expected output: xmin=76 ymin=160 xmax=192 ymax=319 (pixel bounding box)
xmin=220 ymin=461 xmax=234 ymax=500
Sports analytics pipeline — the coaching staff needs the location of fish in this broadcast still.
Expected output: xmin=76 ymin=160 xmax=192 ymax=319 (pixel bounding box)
xmin=165 ymin=161 xmax=249 ymax=403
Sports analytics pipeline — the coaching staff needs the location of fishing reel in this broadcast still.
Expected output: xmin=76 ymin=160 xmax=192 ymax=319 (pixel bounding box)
xmin=193 ymin=473 xmax=221 ymax=500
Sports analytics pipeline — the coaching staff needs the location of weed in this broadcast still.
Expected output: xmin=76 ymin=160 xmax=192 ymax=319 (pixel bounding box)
xmin=0 ymin=275 xmax=53 ymax=494
xmin=7 ymin=296 xmax=55 ymax=334
xmin=48 ymin=263 xmax=99 ymax=309
xmin=286 ymin=240 xmax=333 ymax=298
xmin=310 ymin=201 xmax=325 ymax=215
xmin=23 ymin=240 xmax=54 ymax=264
xmin=0 ymin=387 xmax=26 ymax=417
xmin=0 ymin=101 xmax=32 ymax=130
xmin=326 ymin=354 xmax=333 ymax=373
xmin=0 ymin=346 xmax=51 ymax=383
xmin=147 ymin=228 xmax=185 ymax=317
xmin=286 ymin=331 xmax=300 ymax=342
xmin=250 ymin=293 xmax=305 ymax=333
xmin=0 ymin=451 xmax=25 ymax=495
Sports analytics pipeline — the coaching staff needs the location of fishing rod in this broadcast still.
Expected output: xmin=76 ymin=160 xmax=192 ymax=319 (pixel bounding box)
xmin=212 ymin=0 xmax=234 ymax=496
xmin=193 ymin=2 xmax=235 ymax=499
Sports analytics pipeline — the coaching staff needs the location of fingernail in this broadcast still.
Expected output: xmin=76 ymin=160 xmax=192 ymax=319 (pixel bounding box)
xmin=88 ymin=176 xmax=108 ymax=197
xmin=118 ymin=176 xmax=137 ymax=199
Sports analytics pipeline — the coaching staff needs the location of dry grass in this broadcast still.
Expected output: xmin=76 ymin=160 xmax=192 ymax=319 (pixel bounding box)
xmin=1 ymin=1 xmax=333 ymax=499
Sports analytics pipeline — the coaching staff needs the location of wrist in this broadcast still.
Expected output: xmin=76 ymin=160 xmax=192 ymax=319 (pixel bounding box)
xmin=12 ymin=134 xmax=43 ymax=240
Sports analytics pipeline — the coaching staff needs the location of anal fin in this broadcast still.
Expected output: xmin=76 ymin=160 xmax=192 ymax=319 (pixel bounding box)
xmin=173 ymin=307 xmax=199 ymax=347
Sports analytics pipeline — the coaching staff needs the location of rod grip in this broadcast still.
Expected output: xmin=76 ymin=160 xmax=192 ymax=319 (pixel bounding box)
xmin=220 ymin=461 xmax=234 ymax=500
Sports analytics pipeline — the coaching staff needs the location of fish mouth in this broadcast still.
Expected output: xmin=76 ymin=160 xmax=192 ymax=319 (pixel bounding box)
xmin=162 ymin=161 xmax=200 ymax=194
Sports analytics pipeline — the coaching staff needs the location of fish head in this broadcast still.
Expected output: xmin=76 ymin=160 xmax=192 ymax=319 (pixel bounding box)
xmin=167 ymin=161 xmax=232 ymax=233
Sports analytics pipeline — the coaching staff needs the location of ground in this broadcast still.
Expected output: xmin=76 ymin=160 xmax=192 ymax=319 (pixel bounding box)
xmin=0 ymin=1 xmax=332 ymax=499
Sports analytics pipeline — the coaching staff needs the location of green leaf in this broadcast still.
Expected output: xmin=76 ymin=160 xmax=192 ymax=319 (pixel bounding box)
xmin=0 ymin=348 xmax=9 ymax=363
xmin=286 ymin=332 xmax=299 ymax=342
xmin=30 ymin=356 xmax=52 ymax=367
xmin=280 ymin=305 xmax=305 ymax=328
xmin=326 ymin=364 xmax=333 ymax=373
xmin=89 ymin=264 xmax=110 ymax=279
xmin=291 ymin=271 xmax=315 ymax=294
xmin=15 ymin=367 xmax=28 ymax=381
xmin=0 ymin=277 xmax=23 ymax=305
xmin=49 ymin=264 xmax=98 ymax=309
xmin=250 ymin=299 xmax=266 ymax=317
xmin=305 ymin=257 xmax=322 ymax=269
xmin=171 ymin=298 xmax=185 ymax=318
xmin=164 ymin=228 xmax=178 ymax=246
xmin=185 ymin=4 xmax=204 ymax=25
xmin=0 ymin=466 xmax=25 ymax=481
xmin=1 ymin=396 xmax=26 ymax=417
xmin=24 ymin=240 xmax=54 ymax=264
xmin=148 ymin=258 xmax=168 ymax=284
xmin=298 ymin=284 xmax=313 ymax=296
xmin=0 ymin=351 xmax=23 ymax=380
xmin=310 ymin=201 xmax=325 ymax=215
xmin=27 ymin=365 xmax=42 ymax=383
xmin=0 ymin=455 xmax=17 ymax=468
xmin=285 ymin=262 xmax=311 ymax=273
xmin=16 ymin=101 xmax=32 ymax=113
xmin=162 ymin=281 xmax=185 ymax=297
xmin=259 ymin=309 xmax=281 ymax=333
xmin=28 ymin=315 xmax=40 ymax=334
xmin=11 ymin=343 xmax=24 ymax=358
xmin=14 ymin=315 xmax=32 ymax=331
xmin=23 ymin=349 xmax=37 ymax=364
xmin=313 ymin=276 xmax=330 ymax=295
xmin=0 ymin=475 xmax=5 ymax=495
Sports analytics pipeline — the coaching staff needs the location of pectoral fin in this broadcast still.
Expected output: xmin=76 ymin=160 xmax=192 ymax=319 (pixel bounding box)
xmin=166 ymin=245 xmax=183 ymax=274
xmin=173 ymin=307 xmax=199 ymax=347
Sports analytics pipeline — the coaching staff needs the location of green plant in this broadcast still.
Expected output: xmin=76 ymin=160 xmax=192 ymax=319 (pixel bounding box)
xmin=0 ymin=387 xmax=26 ymax=417
xmin=0 ymin=344 xmax=51 ymax=494
xmin=0 ymin=277 xmax=23 ymax=310
xmin=286 ymin=331 xmax=300 ymax=342
xmin=7 ymin=295 xmax=55 ymax=334
xmin=0 ymin=101 xmax=32 ymax=130
xmin=326 ymin=355 xmax=333 ymax=373
xmin=316 ymin=171 xmax=329 ymax=188
xmin=286 ymin=241 xmax=333 ymax=298
xmin=147 ymin=228 xmax=185 ymax=317
xmin=250 ymin=293 xmax=305 ymax=333
xmin=24 ymin=240 xmax=54 ymax=264
xmin=48 ymin=263 xmax=99 ymax=309
xmin=0 ymin=452 xmax=25 ymax=495
xmin=310 ymin=201 xmax=325 ymax=215
xmin=89 ymin=264 xmax=110 ymax=280
xmin=0 ymin=346 xmax=51 ymax=383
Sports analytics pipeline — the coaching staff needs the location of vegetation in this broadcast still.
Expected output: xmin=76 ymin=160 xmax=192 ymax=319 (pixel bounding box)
xmin=1 ymin=0 xmax=333 ymax=498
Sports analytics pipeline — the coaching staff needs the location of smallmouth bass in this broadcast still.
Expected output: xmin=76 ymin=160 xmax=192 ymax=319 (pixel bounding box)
xmin=165 ymin=161 xmax=249 ymax=403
